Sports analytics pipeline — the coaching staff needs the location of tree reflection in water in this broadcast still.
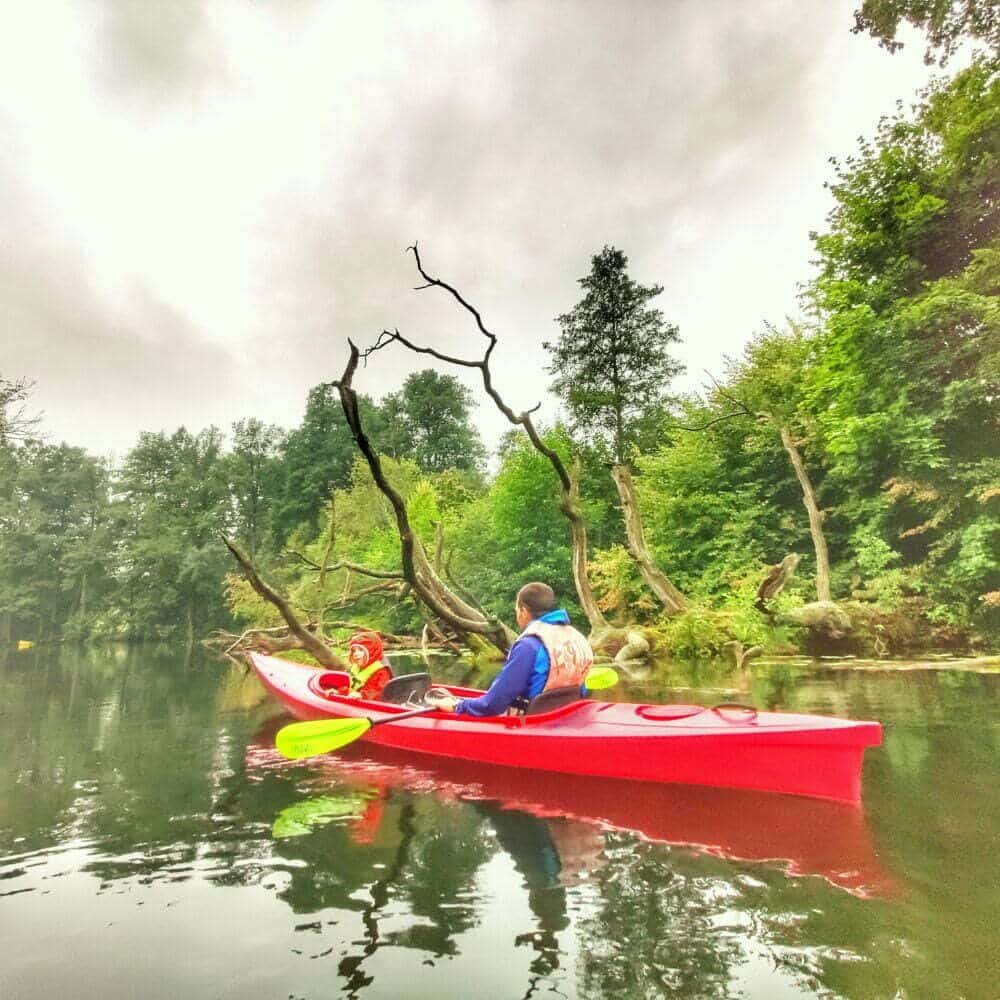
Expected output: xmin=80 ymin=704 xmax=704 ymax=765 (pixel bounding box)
xmin=7 ymin=647 xmax=995 ymax=999
xmin=243 ymin=726 xmax=896 ymax=997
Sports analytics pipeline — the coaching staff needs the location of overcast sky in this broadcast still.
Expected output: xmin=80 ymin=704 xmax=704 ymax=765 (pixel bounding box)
xmin=1 ymin=1 xmax=944 ymax=460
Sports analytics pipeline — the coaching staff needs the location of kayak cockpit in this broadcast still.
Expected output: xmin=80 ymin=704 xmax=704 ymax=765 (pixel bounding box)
xmin=307 ymin=669 xmax=592 ymax=723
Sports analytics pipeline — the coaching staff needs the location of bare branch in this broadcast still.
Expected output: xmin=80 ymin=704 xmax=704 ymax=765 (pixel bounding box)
xmin=318 ymin=495 xmax=337 ymax=590
xmin=286 ymin=548 xmax=404 ymax=580
xmin=322 ymin=578 xmax=398 ymax=608
xmin=669 ymin=410 xmax=750 ymax=433
xmin=359 ymin=246 xmax=609 ymax=631
xmin=363 ymin=328 xmax=482 ymax=370
xmin=222 ymin=534 xmax=344 ymax=668
xmin=432 ymin=520 xmax=445 ymax=574
xmin=444 ymin=549 xmax=488 ymax=615
xmin=212 ymin=624 xmax=302 ymax=656
xmin=326 ymin=561 xmax=404 ymax=580
xmin=285 ymin=548 xmax=322 ymax=571
xmin=408 ymin=243 xmax=498 ymax=353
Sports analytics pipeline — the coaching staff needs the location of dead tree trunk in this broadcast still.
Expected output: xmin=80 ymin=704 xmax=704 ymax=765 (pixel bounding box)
xmin=777 ymin=424 xmax=832 ymax=602
xmin=563 ymin=459 xmax=610 ymax=631
xmin=610 ymin=464 xmax=688 ymax=614
xmin=362 ymin=244 xmax=609 ymax=634
xmin=222 ymin=535 xmax=346 ymax=668
xmin=333 ymin=343 xmax=515 ymax=652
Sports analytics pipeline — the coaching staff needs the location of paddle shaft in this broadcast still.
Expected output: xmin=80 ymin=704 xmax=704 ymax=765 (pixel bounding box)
xmin=369 ymin=706 xmax=437 ymax=727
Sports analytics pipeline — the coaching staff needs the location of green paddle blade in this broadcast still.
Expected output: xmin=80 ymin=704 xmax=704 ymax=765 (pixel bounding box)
xmin=585 ymin=666 xmax=619 ymax=690
xmin=275 ymin=717 xmax=372 ymax=760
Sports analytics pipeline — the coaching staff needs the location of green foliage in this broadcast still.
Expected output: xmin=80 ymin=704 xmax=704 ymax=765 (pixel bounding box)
xmin=228 ymin=418 xmax=284 ymax=559
xmin=0 ymin=441 xmax=116 ymax=640
xmin=658 ymin=600 xmax=780 ymax=660
xmin=269 ymin=385 xmax=380 ymax=544
xmin=545 ymin=246 xmax=683 ymax=465
xmin=115 ymin=427 xmax=233 ymax=639
xmin=850 ymin=523 xmax=906 ymax=607
xmin=588 ymin=545 xmax=658 ymax=622
xmin=382 ymin=370 xmax=486 ymax=474
xmin=802 ymin=58 xmax=1000 ymax=635
xmin=269 ymin=371 xmax=485 ymax=544
xmin=724 ymin=324 xmax=814 ymax=424
xmin=637 ymin=405 xmax=802 ymax=599
xmin=447 ymin=427 xmax=595 ymax=623
xmin=852 ymin=0 xmax=999 ymax=65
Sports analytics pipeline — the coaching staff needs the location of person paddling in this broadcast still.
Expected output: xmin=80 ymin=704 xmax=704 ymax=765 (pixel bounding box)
xmin=436 ymin=582 xmax=594 ymax=716
xmin=343 ymin=631 xmax=392 ymax=700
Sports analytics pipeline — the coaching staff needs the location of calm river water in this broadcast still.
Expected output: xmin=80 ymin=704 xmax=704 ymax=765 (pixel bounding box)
xmin=1 ymin=644 xmax=997 ymax=999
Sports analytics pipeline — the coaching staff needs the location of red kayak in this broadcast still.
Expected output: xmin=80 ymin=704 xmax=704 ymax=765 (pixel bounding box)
xmin=249 ymin=652 xmax=882 ymax=803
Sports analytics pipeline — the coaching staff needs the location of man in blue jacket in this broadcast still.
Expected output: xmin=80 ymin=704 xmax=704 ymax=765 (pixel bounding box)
xmin=446 ymin=582 xmax=594 ymax=717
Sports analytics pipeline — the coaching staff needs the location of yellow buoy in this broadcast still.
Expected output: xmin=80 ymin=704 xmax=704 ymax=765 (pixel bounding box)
xmin=17 ymin=640 xmax=34 ymax=651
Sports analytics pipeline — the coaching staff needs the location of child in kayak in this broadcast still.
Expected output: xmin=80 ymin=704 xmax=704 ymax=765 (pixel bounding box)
xmin=343 ymin=631 xmax=392 ymax=700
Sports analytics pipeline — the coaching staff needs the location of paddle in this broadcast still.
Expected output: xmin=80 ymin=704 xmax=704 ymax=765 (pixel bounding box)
xmin=585 ymin=665 xmax=618 ymax=690
xmin=276 ymin=706 xmax=435 ymax=760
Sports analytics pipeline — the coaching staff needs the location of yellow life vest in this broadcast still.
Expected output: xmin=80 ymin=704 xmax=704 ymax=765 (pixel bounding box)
xmin=350 ymin=659 xmax=385 ymax=691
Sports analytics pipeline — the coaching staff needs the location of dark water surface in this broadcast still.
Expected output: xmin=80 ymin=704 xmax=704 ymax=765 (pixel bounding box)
xmin=1 ymin=645 xmax=997 ymax=999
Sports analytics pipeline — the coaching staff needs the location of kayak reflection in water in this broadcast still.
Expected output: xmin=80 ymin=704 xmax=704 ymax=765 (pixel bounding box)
xmin=432 ymin=582 xmax=594 ymax=717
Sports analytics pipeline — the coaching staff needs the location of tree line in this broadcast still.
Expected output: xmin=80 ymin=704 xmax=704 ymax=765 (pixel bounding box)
xmin=0 ymin=370 xmax=486 ymax=644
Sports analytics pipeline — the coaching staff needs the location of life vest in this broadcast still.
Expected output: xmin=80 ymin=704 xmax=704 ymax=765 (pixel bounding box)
xmin=345 ymin=631 xmax=390 ymax=699
xmin=350 ymin=660 xmax=391 ymax=700
xmin=520 ymin=613 xmax=593 ymax=697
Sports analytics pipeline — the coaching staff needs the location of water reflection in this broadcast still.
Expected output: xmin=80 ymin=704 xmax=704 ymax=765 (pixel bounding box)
xmin=239 ymin=721 xmax=897 ymax=998
xmin=2 ymin=645 xmax=998 ymax=999
xmin=249 ymin=722 xmax=893 ymax=899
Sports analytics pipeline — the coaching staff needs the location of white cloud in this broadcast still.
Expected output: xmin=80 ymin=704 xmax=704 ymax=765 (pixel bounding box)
xmin=0 ymin=2 xmax=948 ymax=457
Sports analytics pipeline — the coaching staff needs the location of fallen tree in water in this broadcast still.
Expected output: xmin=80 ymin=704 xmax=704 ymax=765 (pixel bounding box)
xmin=221 ymin=536 xmax=347 ymax=668
xmin=213 ymin=537 xmax=444 ymax=663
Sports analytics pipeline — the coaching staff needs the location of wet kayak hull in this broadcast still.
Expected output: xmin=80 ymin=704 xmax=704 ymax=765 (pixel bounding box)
xmin=249 ymin=653 xmax=881 ymax=803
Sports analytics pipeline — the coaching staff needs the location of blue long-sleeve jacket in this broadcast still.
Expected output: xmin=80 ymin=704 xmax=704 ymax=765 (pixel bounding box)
xmin=455 ymin=609 xmax=576 ymax=717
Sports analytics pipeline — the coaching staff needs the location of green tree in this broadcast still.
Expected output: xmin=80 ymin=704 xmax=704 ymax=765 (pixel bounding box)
xmin=116 ymin=428 xmax=232 ymax=641
xmin=0 ymin=374 xmax=39 ymax=445
xmin=545 ymin=246 xmax=682 ymax=466
xmin=228 ymin=418 xmax=284 ymax=559
xmin=448 ymin=429 xmax=585 ymax=622
xmin=852 ymin=0 xmax=999 ymax=64
xmin=806 ymin=57 xmax=1000 ymax=632
xmin=270 ymin=385 xmax=384 ymax=544
xmin=0 ymin=442 xmax=114 ymax=640
xmin=383 ymin=370 xmax=486 ymax=474
xmin=546 ymin=246 xmax=687 ymax=613
xmin=724 ymin=326 xmax=836 ymax=601
xmin=640 ymin=400 xmax=804 ymax=600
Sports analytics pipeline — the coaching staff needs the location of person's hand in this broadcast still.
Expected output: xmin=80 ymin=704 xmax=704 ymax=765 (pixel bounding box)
xmin=425 ymin=687 xmax=460 ymax=712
